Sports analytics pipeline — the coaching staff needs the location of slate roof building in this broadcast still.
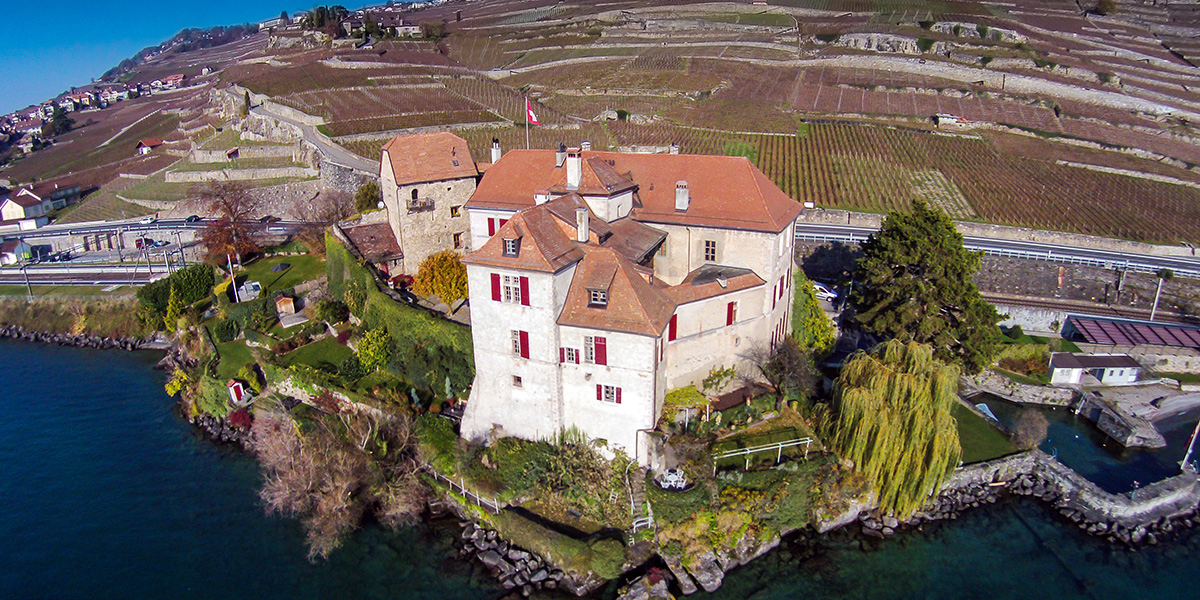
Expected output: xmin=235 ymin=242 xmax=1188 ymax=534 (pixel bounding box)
xmin=459 ymin=144 xmax=802 ymax=462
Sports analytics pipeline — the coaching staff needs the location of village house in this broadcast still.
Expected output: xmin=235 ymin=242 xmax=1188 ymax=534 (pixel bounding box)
xmin=458 ymin=144 xmax=802 ymax=462
xmin=1049 ymin=353 xmax=1142 ymax=386
xmin=1 ymin=189 xmax=52 ymax=220
xmin=136 ymin=138 xmax=163 ymax=155
xmin=376 ymin=131 xmax=479 ymax=274
xmin=0 ymin=239 xmax=32 ymax=265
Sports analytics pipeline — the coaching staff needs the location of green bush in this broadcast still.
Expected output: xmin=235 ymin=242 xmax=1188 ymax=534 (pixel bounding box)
xmin=414 ymin=413 xmax=457 ymax=472
xmin=137 ymin=264 xmax=216 ymax=313
xmin=917 ymin=37 xmax=935 ymax=52
xmin=357 ymin=328 xmax=393 ymax=372
xmin=213 ymin=318 xmax=241 ymax=343
xmin=587 ymin=538 xmax=626 ymax=579
xmin=315 ymin=299 xmax=349 ymax=324
xmin=339 ymin=354 xmax=366 ymax=381
xmin=193 ymin=377 xmax=232 ymax=417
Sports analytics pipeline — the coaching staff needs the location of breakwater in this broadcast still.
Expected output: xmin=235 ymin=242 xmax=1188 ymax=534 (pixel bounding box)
xmin=0 ymin=324 xmax=149 ymax=351
xmin=900 ymin=450 xmax=1200 ymax=545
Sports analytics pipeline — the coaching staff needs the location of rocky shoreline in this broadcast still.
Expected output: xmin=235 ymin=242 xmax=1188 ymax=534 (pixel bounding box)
xmin=0 ymin=324 xmax=151 ymax=351
xmin=457 ymin=522 xmax=569 ymax=597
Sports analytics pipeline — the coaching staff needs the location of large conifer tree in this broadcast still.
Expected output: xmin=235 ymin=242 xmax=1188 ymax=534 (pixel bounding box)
xmin=851 ymin=200 xmax=1002 ymax=373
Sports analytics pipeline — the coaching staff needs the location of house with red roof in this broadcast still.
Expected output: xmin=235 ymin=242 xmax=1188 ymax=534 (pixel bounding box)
xmin=458 ymin=143 xmax=802 ymax=462
xmin=136 ymin=138 xmax=163 ymax=155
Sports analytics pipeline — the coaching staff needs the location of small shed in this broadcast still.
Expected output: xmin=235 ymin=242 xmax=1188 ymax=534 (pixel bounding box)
xmin=0 ymin=239 xmax=32 ymax=265
xmin=227 ymin=380 xmax=246 ymax=405
xmin=136 ymin=138 xmax=163 ymax=155
xmin=275 ymin=295 xmax=296 ymax=315
xmin=1050 ymin=353 xmax=1142 ymax=386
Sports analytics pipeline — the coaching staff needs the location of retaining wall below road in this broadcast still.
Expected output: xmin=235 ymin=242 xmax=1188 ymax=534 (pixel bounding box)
xmin=164 ymin=166 xmax=317 ymax=183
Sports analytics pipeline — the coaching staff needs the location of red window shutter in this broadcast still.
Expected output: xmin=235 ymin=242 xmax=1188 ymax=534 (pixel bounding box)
xmin=726 ymin=301 xmax=735 ymax=326
xmin=574 ymin=349 xmax=580 ymax=364
xmin=519 ymin=276 xmax=530 ymax=306
xmin=519 ymin=330 xmax=529 ymax=359
xmin=596 ymin=384 xmax=602 ymax=401
xmin=616 ymin=387 xmax=622 ymax=404
xmin=501 ymin=219 xmax=509 ymax=228
xmin=779 ymin=277 xmax=785 ymax=299
xmin=772 ymin=292 xmax=777 ymax=311
xmin=560 ymin=347 xmax=565 ymax=363
xmin=491 ymin=273 xmax=501 ymax=301
xmin=595 ymin=336 xmax=607 ymax=365
xmin=488 ymin=218 xmax=496 ymax=236
xmin=668 ymin=314 xmax=677 ymax=341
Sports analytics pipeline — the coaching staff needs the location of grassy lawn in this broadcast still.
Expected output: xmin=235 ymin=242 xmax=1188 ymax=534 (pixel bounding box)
xmin=1156 ymin=371 xmax=1200 ymax=384
xmin=713 ymin=423 xmax=816 ymax=470
xmin=238 ymin=254 xmax=325 ymax=296
xmin=994 ymin=367 xmax=1049 ymax=386
xmin=280 ymin=336 xmax=352 ymax=370
xmin=0 ymin=284 xmax=136 ymax=297
xmin=953 ymin=402 xmax=1017 ymax=464
xmin=215 ymin=339 xmax=255 ymax=380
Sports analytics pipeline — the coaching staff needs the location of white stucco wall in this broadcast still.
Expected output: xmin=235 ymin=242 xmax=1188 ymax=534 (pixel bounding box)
xmin=464 ymin=207 xmax=516 ymax=251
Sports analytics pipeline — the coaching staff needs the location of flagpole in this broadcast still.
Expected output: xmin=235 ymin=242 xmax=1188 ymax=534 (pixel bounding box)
xmin=525 ymin=96 xmax=530 ymax=150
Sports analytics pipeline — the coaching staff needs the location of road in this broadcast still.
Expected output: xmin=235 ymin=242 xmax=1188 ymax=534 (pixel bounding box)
xmin=2 ymin=218 xmax=304 ymax=241
xmin=251 ymin=102 xmax=378 ymax=175
xmin=795 ymin=222 xmax=1200 ymax=279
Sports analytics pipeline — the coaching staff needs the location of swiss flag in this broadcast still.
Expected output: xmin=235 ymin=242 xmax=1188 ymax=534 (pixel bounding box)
xmin=525 ymin=97 xmax=540 ymax=125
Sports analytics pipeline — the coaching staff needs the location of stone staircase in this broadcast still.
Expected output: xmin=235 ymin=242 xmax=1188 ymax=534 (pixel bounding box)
xmin=630 ymin=467 xmax=654 ymax=532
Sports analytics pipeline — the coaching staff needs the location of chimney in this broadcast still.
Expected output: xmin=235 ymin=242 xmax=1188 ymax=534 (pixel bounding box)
xmin=576 ymin=207 xmax=589 ymax=243
xmin=669 ymin=142 xmax=680 ymax=155
xmin=555 ymin=142 xmax=566 ymax=168
xmin=566 ymin=147 xmax=582 ymax=189
xmin=580 ymin=140 xmax=592 ymax=151
xmin=534 ymin=189 xmax=550 ymax=205
xmin=675 ymin=180 xmax=689 ymax=212
xmin=490 ymin=138 xmax=501 ymax=163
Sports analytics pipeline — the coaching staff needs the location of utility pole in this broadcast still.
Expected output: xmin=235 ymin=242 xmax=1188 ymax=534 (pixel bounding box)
xmin=1182 ymin=416 xmax=1200 ymax=473
xmin=21 ymin=264 xmax=32 ymax=301
xmin=228 ymin=254 xmax=240 ymax=303
xmin=173 ymin=230 xmax=186 ymax=267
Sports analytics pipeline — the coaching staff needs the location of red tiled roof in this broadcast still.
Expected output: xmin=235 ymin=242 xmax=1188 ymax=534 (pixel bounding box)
xmin=342 ymin=222 xmax=403 ymax=263
xmin=466 ymin=149 xmax=802 ymax=233
xmin=137 ymin=138 xmax=163 ymax=148
xmin=665 ymin=265 xmax=765 ymax=305
xmin=7 ymin=190 xmax=45 ymax=208
xmin=462 ymin=205 xmax=583 ymax=273
xmin=557 ymin=246 xmax=675 ymax=337
xmin=382 ymin=132 xmax=478 ymax=185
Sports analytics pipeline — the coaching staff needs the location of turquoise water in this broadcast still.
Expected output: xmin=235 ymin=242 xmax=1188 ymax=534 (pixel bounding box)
xmin=3 ymin=339 xmax=1199 ymax=600
xmin=0 ymin=340 xmax=501 ymax=600
xmin=980 ymin=396 xmax=1199 ymax=493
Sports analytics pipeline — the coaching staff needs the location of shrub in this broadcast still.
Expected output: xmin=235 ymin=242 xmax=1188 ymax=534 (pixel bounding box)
xmin=412 ymin=250 xmax=468 ymax=305
xmin=587 ymin=538 xmax=626 ymax=579
xmin=1007 ymin=324 xmax=1024 ymax=339
xmin=615 ymin=109 xmax=629 ymax=121
xmin=354 ymin=180 xmax=381 ymax=213
xmin=238 ymin=364 xmax=263 ymax=394
xmin=1012 ymin=408 xmax=1049 ymax=449
xmin=137 ymin=264 xmax=216 ymax=313
xmin=917 ymin=37 xmax=935 ymax=52
xmin=339 ymin=354 xmax=366 ymax=381
xmin=357 ymin=328 xmax=393 ymax=372
xmin=213 ymin=318 xmax=241 ymax=342
xmin=315 ymin=299 xmax=349 ymax=324
xmin=976 ymin=24 xmax=990 ymax=38
xmin=815 ymin=33 xmax=839 ymax=42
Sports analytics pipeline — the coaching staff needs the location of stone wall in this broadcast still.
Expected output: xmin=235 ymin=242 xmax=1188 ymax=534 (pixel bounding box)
xmin=191 ymin=145 xmax=299 ymax=163
xmin=164 ymin=166 xmax=317 ymax=183
xmin=961 ymin=371 xmax=1076 ymax=406
xmin=993 ymin=302 xmax=1068 ymax=331
xmin=320 ymin=159 xmax=376 ymax=194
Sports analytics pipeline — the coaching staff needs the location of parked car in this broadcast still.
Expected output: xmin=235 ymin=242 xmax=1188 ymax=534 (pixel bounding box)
xmin=812 ymin=281 xmax=839 ymax=302
xmin=185 ymin=215 xmax=203 ymax=223
xmin=258 ymin=215 xmax=281 ymax=224
xmin=139 ymin=216 xmax=157 ymax=225
xmin=134 ymin=238 xmax=153 ymax=249
xmin=153 ymin=240 xmax=170 ymax=248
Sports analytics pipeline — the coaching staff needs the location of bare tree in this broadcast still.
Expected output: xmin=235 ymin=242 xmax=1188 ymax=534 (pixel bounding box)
xmin=1011 ymin=408 xmax=1050 ymax=450
xmin=250 ymin=403 xmax=424 ymax=562
xmin=192 ymin=181 xmax=264 ymax=265
xmin=294 ymin=191 xmax=353 ymax=256
xmin=745 ymin=337 xmax=818 ymax=411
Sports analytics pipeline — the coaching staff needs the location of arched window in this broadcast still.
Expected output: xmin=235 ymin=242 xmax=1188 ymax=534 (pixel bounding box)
xmin=411 ymin=189 xmax=419 ymax=200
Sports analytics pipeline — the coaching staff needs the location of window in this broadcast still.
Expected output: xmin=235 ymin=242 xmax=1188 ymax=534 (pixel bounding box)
xmin=411 ymin=189 xmax=419 ymax=200
xmin=511 ymin=330 xmax=521 ymax=355
xmin=503 ymin=238 xmax=520 ymax=257
xmin=561 ymin=347 xmax=579 ymax=364
xmin=704 ymin=240 xmax=717 ymax=262
xmin=450 ymin=205 xmax=461 ymax=218
xmin=511 ymin=330 xmax=529 ymax=358
xmin=668 ymin=314 xmax=677 ymax=341
xmin=453 ymin=232 xmax=463 ymax=249
xmin=657 ymin=241 xmax=668 ymax=257
xmin=597 ymin=384 xmax=621 ymax=404
xmin=726 ymin=301 xmax=738 ymax=326
xmin=584 ymin=336 xmax=607 ymax=365
xmin=512 ymin=375 xmax=523 ymax=388
xmin=503 ymin=275 xmax=522 ymax=304
xmin=487 ymin=217 xmax=510 ymax=237
xmin=589 ymin=289 xmax=607 ymax=307
xmin=491 ymin=274 xmax=529 ymax=306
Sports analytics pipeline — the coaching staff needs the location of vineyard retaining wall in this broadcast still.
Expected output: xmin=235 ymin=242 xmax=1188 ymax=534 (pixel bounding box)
xmin=321 ymin=159 xmax=375 ymax=195
xmin=164 ymin=166 xmax=317 ymax=183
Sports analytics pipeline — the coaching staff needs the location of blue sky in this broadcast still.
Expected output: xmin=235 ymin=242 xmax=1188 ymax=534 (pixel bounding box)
xmin=0 ymin=1 xmax=312 ymax=115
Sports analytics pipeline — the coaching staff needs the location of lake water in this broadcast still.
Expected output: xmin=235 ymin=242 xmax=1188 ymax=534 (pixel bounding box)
xmin=2 ymin=339 xmax=1199 ymax=600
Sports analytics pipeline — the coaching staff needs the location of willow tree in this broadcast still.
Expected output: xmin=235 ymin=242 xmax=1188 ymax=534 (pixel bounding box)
xmin=832 ymin=340 xmax=961 ymax=518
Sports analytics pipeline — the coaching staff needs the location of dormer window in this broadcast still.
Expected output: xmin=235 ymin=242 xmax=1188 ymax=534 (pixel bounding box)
xmin=589 ymin=289 xmax=608 ymax=307
xmin=503 ymin=237 xmax=521 ymax=257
